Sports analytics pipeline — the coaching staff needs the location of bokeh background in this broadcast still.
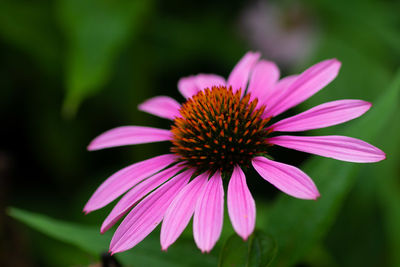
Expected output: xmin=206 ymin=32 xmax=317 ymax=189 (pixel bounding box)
xmin=1 ymin=0 xmax=400 ymax=266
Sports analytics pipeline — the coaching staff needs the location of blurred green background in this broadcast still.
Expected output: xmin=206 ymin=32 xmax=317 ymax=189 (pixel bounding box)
xmin=1 ymin=0 xmax=399 ymax=266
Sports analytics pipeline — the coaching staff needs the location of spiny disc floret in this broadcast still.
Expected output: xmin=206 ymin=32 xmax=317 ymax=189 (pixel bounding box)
xmin=171 ymin=86 xmax=271 ymax=173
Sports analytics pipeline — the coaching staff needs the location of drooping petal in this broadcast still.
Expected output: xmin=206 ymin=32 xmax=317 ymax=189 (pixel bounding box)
xmin=178 ymin=76 xmax=199 ymax=99
xmin=160 ymin=172 xmax=209 ymax=250
xmin=194 ymin=74 xmax=226 ymax=90
xmin=268 ymin=59 xmax=341 ymax=117
xmin=101 ymin=164 xmax=182 ymax=233
xmin=247 ymin=60 xmax=280 ymax=106
xmin=252 ymin=156 xmax=320 ymax=200
xmin=193 ymin=171 xmax=224 ymax=253
xmin=109 ymin=169 xmax=192 ymax=254
xmin=227 ymin=166 xmax=256 ymax=240
xmin=88 ymin=126 xmax=172 ymax=151
xmin=269 ymin=100 xmax=371 ymax=132
xmin=228 ymin=52 xmax=261 ymax=94
xmin=138 ymin=96 xmax=181 ymax=120
xmin=267 ymin=135 xmax=386 ymax=163
xmin=83 ymin=154 xmax=177 ymax=213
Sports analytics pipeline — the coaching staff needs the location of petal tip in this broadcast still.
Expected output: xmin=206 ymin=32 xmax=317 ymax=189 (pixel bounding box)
xmin=100 ymin=227 xmax=107 ymax=235
xmin=87 ymin=142 xmax=98 ymax=151
xmin=201 ymin=248 xmax=211 ymax=254
xmin=109 ymin=245 xmax=120 ymax=255
xmin=313 ymin=192 xmax=321 ymax=201
xmin=240 ymin=233 xmax=250 ymax=241
xmin=369 ymin=149 xmax=386 ymax=162
xmin=82 ymin=205 xmax=92 ymax=214
xmin=137 ymin=102 xmax=146 ymax=111
xmin=325 ymin=58 xmax=342 ymax=73
xmin=331 ymin=58 xmax=342 ymax=66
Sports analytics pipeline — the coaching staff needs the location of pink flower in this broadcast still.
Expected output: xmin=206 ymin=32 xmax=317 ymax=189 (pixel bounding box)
xmin=84 ymin=52 xmax=385 ymax=254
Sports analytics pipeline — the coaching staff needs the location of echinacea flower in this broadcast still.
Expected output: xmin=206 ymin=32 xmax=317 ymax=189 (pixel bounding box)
xmin=84 ymin=52 xmax=385 ymax=254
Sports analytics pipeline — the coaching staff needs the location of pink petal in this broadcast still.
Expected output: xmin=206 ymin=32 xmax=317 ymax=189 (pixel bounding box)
xmin=252 ymin=156 xmax=320 ymax=200
xmin=178 ymin=76 xmax=199 ymax=99
xmin=268 ymin=59 xmax=341 ymax=117
xmin=138 ymin=96 xmax=181 ymax=120
xmin=194 ymin=74 xmax=226 ymax=90
xmin=178 ymin=74 xmax=226 ymax=99
xmin=269 ymin=100 xmax=371 ymax=132
xmin=227 ymin=51 xmax=261 ymax=94
xmin=109 ymin=169 xmax=192 ymax=254
xmin=83 ymin=154 xmax=177 ymax=213
xmin=227 ymin=166 xmax=256 ymax=240
xmin=101 ymin=164 xmax=182 ymax=233
xmin=160 ymin=172 xmax=209 ymax=250
xmin=193 ymin=171 xmax=224 ymax=253
xmin=88 ymin=126 xmax=172 ymax=151
xmin=247 ymin=60 xmax=280 ymax=106
xmin=263 ymin=75 xmax=298 ymax=116
xmin=267 ymin=135 xmax=386 ymax=163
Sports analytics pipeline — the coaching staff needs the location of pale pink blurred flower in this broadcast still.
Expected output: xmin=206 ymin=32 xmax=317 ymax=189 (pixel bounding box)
xmin=84 ymin=52 xmax=385 ymax=254
xmin=240 ymin=1 xmax=319 ymax=67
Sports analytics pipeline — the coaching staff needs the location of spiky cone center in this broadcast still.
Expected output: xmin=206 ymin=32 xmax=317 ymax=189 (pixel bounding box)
xmin=171 ymin=86 xmax=272 ymax=174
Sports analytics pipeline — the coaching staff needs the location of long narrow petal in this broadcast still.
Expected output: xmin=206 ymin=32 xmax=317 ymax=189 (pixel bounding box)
xmin=227 ymin=166 xmax=256 ymax=240
xmin=269 ymin=100 xmax=371 ymax=132
xmin=263 ymin=75 xmax=298 ymax=116
xmin=228 ymin=52 xmax=261 ymax=94
xmin=268 ymin=135 xmax=386 ymax=163
xmin=248 ymin=60 xmax=280 ymax=105
xmin=178 ymin=76 xmax=199 ymax=99
xmin=138 ymin=96 xmax=181 ymax=120
xmin=101 ymin=165 xmax=182 ymax=233
xmin=160 ymin=172 xmax=209 ymax=250
xmin=268 ymin=59 xmax=341 ymax=117
xmin=88 ymin=126 xmax=172 ymax=151
xmin=194 ymin=74 xmax=226 ymax=90
xmin=83 ymin=154 xmax=177 ymax=213
xmin=110 ymin=169 xmax=192 ymax=254
xmin=193 ymin=171 xmax=224 ymax=253
xmin=252 ymin=156 xmax=320 ymax=200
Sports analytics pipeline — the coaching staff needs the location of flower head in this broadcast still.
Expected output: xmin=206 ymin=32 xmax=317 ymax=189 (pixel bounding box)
xmin=84 ymin=52 xmax=385 ymax=254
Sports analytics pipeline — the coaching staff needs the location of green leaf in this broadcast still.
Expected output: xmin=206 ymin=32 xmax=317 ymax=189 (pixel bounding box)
xmin=219 ymin=230 xmax=277 ymax=267
xmin=266 ymin=69 xmax=400 ymax=267
xmin=57 ymin=0 xmax=152 ymax=117
xmin=8 ymin=207 xmax=218 ymax=267
xmin=368 ymin=111 xmax=400 ymax=267
xmin=8 ymin=207 xmax=110 ymax=255
xmin=0 ymin=1 xmax=59 ymax=70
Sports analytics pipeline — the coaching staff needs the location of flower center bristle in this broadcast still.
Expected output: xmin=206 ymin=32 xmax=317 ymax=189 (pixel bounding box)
xmin=171 ymin=85 xmax=271 ymax=173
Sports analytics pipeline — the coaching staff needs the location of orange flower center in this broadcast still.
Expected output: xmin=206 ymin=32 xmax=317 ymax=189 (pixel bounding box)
xmin=171 ymin=86 xmax=271 ymax=173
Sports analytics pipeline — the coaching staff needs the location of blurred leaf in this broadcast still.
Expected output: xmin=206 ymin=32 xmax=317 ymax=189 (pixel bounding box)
xmin=325 ymin=103 xmax=400 ymax=267
xmin=266 ymin=69 xmax=400 ymax=266
xmin=323 ymin=166 xmax=387 ymax=267
xmin=8 ymin=207 xmax=110 ymax=255
xmin=219 ymin=230 xmax=277 ymax=267
xmin=57 ymin=0 xmax=152 ymax=117
xmin=369 ymin=111 xmax=400 ymax=267
xmin=302 ymin=243 xmax=339 ymax=267
xmin=8 ymin=207 xmax=218 ymax=267
xmin=312 ymin=0 xmax=400 ymax=56
xmin=0 ymin=1 xmax=60 ymax=69
xmin=299 ymin=0 xmax=397 ymax=117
